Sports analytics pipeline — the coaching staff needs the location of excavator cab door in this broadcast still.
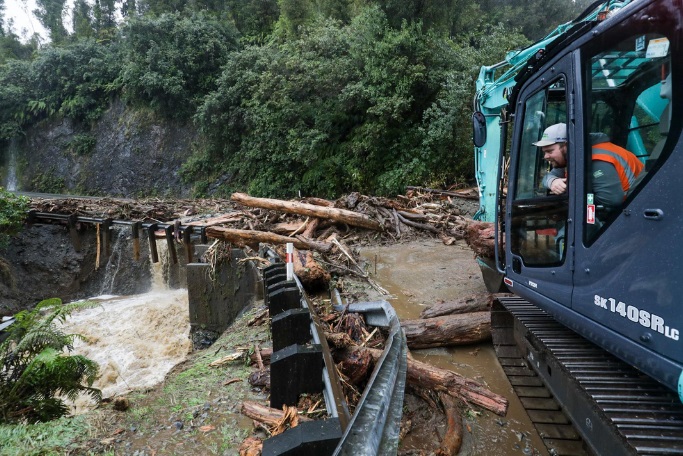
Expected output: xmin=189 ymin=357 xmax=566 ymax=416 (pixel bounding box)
xmin=505 ymin=59 xmax=575 ymax=307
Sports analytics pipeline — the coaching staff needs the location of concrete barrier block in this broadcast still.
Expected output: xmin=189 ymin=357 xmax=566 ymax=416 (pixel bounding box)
xmin=271 ymin=308 xmax=311 ymax=351
xmin=270 ymin=344 xmax=323 ymax=409
xmin=261 ymin=418 xmax=342 ymax=455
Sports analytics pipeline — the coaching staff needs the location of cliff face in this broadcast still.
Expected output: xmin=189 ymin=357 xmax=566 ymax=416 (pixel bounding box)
xmin=5 ymin=99 xmax=197 ymax=198
xmin=0 ymin=224 xmax=157 ymax=316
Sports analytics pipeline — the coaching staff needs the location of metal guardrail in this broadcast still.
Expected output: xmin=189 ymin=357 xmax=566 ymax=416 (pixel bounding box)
xmin=333 ymin=301 xmax=408 ymax=455
xmin=261 ymin=252 xmax=408 ymax=455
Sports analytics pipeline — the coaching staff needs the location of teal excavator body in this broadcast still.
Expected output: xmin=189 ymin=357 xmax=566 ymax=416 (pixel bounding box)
xmin=472 ymin=0 xmax=683 ymax=401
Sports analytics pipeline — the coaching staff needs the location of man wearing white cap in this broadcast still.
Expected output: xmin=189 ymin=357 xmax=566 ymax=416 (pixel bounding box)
xmin=533 ymin=123 xmax=644 ymax=212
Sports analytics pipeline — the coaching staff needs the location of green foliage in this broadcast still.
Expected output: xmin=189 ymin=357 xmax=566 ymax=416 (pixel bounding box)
xmin=120 ymin=11 xmax=240 ymax=119
xmin=0 ymin=189 xmax=28 ymax=248
xmin=0 ymin=298 xmax=101 ymax=424
xmin=31 ymin=171 xmax=65 ymax=194
xmin=35 ymin=0 xmax=69 ymax=44
xmin=0 ymin=60 xmax=32 ymax=139
xmin=64 ymin=133 xmax=97 ymax=156
xmin=189 ymin=7 xmax=528 ymax=197
xmin=0 ymin=414 xmax=94 ymax=455
xmin=28 ymin=40 xmax=122 ymax=123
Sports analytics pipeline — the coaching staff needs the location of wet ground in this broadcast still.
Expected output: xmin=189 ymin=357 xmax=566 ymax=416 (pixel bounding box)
xmin=50 ymin=238 xmax=549 ymax=455
xmin=360 ymin=239 xmax=549 ymax=456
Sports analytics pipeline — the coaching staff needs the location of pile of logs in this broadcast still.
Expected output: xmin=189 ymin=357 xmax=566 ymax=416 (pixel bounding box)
xmin=237 ymin=294 xmax=508 ymax=455
xmin=30 ymin=189 xmax=493 ymax=291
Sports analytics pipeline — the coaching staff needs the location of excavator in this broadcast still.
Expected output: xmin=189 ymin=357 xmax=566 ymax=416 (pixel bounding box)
xmin=472 ymin=0 xmax=683 ymax=453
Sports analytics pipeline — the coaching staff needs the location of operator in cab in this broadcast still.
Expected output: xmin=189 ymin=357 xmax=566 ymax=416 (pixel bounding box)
xmin=534 ymin=122 xmax=644 ymax=213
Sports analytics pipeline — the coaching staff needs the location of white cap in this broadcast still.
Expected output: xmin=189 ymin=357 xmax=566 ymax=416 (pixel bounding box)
xmin=533 ymin=123 xmax=567 ymax=147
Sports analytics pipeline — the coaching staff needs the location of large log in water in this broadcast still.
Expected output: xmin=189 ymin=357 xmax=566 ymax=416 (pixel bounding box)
xmin=231 ymin=192 xmax=383 ymax=231
xmin=401 ymin=312 xmax=491 ymax=349
xmin=420 ymin=294 xmax=493 ymax=319
xmin=336 ymin=346 xmax=507 ymax=415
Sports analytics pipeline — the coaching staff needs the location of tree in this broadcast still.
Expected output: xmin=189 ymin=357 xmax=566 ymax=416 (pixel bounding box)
xmin=0 ymin=298 xmax=101 ymax=423
xmin=72 ymin=0 xmax=95 ymax=39
xmin=34 ymin=0 xmax=68 ymax=44
xmin=120 ymin=11 xmax=240 ymax=118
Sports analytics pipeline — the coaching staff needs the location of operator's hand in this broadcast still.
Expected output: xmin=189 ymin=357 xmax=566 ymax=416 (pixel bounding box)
xmin=549 ymin=178 xmax=567 ymax=195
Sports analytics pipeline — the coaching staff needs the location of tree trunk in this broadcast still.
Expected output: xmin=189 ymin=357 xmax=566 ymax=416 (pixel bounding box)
xmin=465 ymin=221 xmax=496 ymax=258
xmin=401 ymin=312 xmax=491 ymax=349
xmin=336 ymin=346 xmax=507 ymax=415
xmin=420 ymin=294 xmax=493 ymax=319
xmin=436 ymin=392 xmax=464 ymax=456
xmin=231 ymin=192 xmax=383 ymax=231
xmin=205 ymin=226 xmax=332 ymax=253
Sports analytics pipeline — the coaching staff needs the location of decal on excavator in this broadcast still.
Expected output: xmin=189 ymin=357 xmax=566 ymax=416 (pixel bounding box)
xmin=594 ymin=294 xmax=680 ymax=341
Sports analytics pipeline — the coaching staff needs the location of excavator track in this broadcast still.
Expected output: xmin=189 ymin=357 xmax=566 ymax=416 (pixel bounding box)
xmin=492 ymin=296 xmax=683 ymax=456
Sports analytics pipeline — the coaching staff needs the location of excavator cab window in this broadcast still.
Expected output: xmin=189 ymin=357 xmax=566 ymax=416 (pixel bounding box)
xmin=582 ymin=32 xmax=672 ymax=244
xmin=510 ymin=77 xmax=568 ymax=266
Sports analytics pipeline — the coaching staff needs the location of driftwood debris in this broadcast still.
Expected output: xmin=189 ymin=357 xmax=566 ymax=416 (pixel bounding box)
xmin=420 ymin=294 xmax=493 ymax=319
xmin=335 ymin=346 xmax=507 ymax=416
xmin=437 ymin=392 xmax=464 ymax=456
xmin=465 ymin=221 xmax=496 ymax=258
xmin=205 ymin=226 xmax=332 ymax=253
xmin=231 ymin=192 xmax=383 ymax=231
xmin=401 ymin=312 xmax=492 ymax=349
xmin=240 ymin=401 xmax=311 ymax=433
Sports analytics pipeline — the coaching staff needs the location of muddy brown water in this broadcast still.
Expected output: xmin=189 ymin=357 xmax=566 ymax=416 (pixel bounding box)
xmin=361 ymin=239 xmax=549 ymax=456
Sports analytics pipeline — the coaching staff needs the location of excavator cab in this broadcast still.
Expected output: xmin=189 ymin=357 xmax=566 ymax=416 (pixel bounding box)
xmin=502 ymin=0 xmax=682 ymax=397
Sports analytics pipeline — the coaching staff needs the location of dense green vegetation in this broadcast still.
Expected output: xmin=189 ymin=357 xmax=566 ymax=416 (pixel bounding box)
xmin=0 ymin=0 xmax=594 ymax=198
xmin=0 ymin=189 xmax=28 ymax=248
xmin=0 ymin=298 xmax=100 ymax=424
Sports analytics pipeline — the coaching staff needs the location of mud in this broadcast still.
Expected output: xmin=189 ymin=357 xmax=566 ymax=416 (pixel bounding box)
xmin=360 ymin=239 xmax=548 ymax=456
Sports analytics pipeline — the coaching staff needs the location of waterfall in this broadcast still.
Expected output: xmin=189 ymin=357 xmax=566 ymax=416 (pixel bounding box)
xmin=63 ymin=227 xmax=191 ymax=413
xmin=6 ymin=138 xmax=18 ymax=191
xmin=98 ymin=227 xmax=127 ymax=295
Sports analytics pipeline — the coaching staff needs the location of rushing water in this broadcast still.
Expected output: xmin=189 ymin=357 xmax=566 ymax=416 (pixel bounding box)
xmin=5 ymin=138 xmax=18 ymax=191
xmin=62 ymin=241 xmax=192 ymax=413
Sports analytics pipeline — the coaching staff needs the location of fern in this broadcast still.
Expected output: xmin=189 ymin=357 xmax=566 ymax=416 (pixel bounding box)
xmin=0 ymin=298 xmax=102 ymax=423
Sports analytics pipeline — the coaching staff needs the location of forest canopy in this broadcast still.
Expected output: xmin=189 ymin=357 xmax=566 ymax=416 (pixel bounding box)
xmin=0 ymin=0 xmax=594 ymax=198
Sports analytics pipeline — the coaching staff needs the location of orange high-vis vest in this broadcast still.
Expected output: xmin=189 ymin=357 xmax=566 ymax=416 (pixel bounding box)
xmin=592 ymin=142 xmax=644 ymax=195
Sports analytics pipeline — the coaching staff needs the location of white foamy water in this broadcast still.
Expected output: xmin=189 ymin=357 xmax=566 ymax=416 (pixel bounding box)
xmin=62 ymin=287 xmax=192 ymax=412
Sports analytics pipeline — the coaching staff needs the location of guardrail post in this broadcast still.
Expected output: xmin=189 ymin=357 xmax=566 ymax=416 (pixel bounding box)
xmin=267 ymin=284 xmax=300 ymax=316
xmin=270 ymin=343 xmax=324 ymax=409
xmin=182 ymin=226 xmax=193 ymax=263
xmin=164 ymin=225 xmax=178 ymax=264
xmin=147 ymin=223 xmax=159 ymax=263
xmin=271 ymin=308 xmax=311 ymax=351
xmin=261 ymin=418 xmax=342 ymax=456
xmin=131 ymin=222 xmax=141 ymax=261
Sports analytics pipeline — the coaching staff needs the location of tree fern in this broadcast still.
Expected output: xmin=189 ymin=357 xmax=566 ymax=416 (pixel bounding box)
xmin=0 ymin=298 xmax=102 ymax=423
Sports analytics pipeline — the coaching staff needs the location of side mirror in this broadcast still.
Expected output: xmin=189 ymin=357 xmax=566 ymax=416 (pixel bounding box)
xmin=472 ymin=111 xmax=487 ymax=147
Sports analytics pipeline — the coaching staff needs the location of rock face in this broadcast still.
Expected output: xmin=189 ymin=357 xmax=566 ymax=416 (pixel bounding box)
xmin=5 ymin=99 xmax=196 ymax=197
xmin=0 ymin=224 xmax=155 ymax=316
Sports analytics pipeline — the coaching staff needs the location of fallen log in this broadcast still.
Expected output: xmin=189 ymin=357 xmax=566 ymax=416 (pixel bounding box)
xmin=274 ymin=245 xmax=331 ymax=290
xmin=420 ymin=294 xmax=493 ymax=319
xmin=240 ymin=401 xmax=311 ymax=428
xmin=206 ymin=226 xmax=332 ymax=253
xmin=401 ymin=312 xmax=491 ymax=349
xmin=465 ymin=221 xmax=496 ymax=258
xmin=336 ymin=346 xmax=507 ymax=415
xmin=396 ymin=211 xmax=440 ymax=234
xmin=437 ymin=392 xmax=463 ymax=456
xmin=231 ymin=192 xmax=383 ymax=231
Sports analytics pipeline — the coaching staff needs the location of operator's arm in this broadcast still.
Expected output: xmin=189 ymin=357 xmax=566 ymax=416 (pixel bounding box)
xmin=543 ymin=168 xmax=566 ymax=194
xmin=591 ymin=161 xmax=623 ymax=210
